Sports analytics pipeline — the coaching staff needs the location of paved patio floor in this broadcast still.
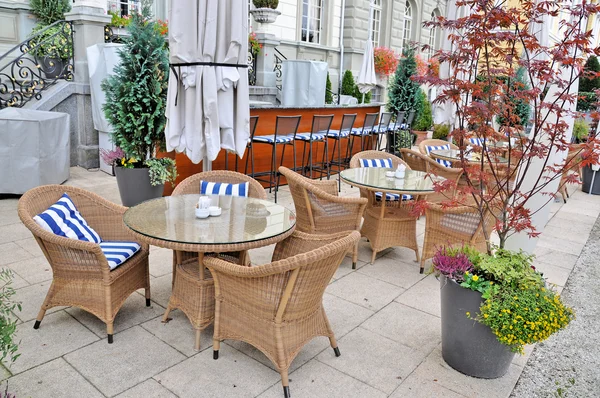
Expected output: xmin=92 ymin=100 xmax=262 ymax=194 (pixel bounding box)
xmin=0 ymin=166 xmax=597 ymax=398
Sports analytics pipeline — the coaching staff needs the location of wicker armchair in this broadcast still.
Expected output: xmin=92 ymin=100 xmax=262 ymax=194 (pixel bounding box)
xmin=205 ymin=230 xmax=361 ymax=398
xmin=559 ymin=144 xmax=585 ymax=203
xmin=418 ymin=139 xmax=459 ymax=155
xmin=400 ymin=148 xmax=428 ymax=172
xmin=349 ymin=151 xmax=419 ymax=263
xmin=420 ymin=204 xmax=495 ymax=272
xmin=278 ymin=166 xmax=367 ymax=268
xmin=171 ymin=170 xmax=267 ymax=271
xmin=18 ymin=185 xmax=150 ymax=343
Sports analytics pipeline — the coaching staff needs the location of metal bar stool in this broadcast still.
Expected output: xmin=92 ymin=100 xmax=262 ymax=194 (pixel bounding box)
xmin=374 ymin=112 xmax=393 ymax=151
xmin=242 ymin=115 xmax=259 ymax=177
xmin=386 ymin=111 xmax=405 ymax=153
xmin=250 ymin=115 xmax=301 ymax=202
xmin=347 ymin=112 xmax=379 ymax=159
xmin=324 ymin=113 xmax=357 ymax=191
xmin=295 ymin=114 xmax=334 ymax=180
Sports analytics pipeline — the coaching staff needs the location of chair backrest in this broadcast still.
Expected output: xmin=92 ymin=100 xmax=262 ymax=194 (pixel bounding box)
xmin=172 ymin=170 xmax=266 ymax=199
xmin=349 ymin=150 xmax=409 ymax=169
xmin=419 ymin=139 xmax=459 ymax=155
xmin=405 ymin=110 xmax=416 ymax=126
xmin=310 ymin=114 xmax=334 ymax=136
xmin=361 ymin=112 xmax=379 ymax=132
xmin=275 ymin=115 xmax=302 ymax=139
xmin=379 ymin=112 xmax=393 ymax=128
xmin=249 ymin=115 xmax=259 ymax=141
xmin=340 ymin=113 xmax=358 ymax=133
xmin=393 ymin=111 xmax=406 ymax=131
xmin=400 ymin=148 xmax=428 ymax=172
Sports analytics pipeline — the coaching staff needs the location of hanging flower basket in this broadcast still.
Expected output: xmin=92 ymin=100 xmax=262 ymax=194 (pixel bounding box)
xmin=250 ymin=8 xmax=281 ymax=24
xmin=373 ymin=47 xmax=398 ymax=77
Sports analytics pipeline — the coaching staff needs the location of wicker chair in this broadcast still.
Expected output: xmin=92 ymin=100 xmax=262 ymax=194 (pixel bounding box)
xmin=559 ymin=144 xmax=585 ymax=203
xmin=278 ymin=166 xmax=367 ymax=268
xmin=171 ymin=170 xmax=267 ymax=275
xmin=349 ymin=151 xmax=420 ymax=264
xmin=420 ymin=204 xmax=495 ymax=273
xmin=418 ymin=139 xmax=459 ymax=155
xmin=18 ymin=185 xmax=150 ymax=343
xmin=206 ymin=230 xmax=361 ymax=398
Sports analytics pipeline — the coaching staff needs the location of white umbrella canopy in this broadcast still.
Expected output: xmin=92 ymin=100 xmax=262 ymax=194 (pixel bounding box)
xmin=357 ymin=38 xmax=377 ymax=94
xmin=165 ymin=0 xmax=250 ymax=168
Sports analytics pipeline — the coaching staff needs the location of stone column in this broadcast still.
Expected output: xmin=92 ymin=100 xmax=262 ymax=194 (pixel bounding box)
xmin=255 ymin=32 xmax=280 ymax=88
xmin=63 ymin=2 xmax=111 ymax=169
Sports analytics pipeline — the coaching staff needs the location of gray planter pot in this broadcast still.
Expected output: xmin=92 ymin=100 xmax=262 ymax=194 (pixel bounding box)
xmin=581 ymin=166 xmax=600 ymax=195
xmin=114 ymin=166 xmax=164 ymax=207
xmin=440 ymin=276 xmax=515 ymax=378
xmin=41 ymin=57 xmax=67 ymax=79
xmin=249 ymin=8 xmax=281 ymax=23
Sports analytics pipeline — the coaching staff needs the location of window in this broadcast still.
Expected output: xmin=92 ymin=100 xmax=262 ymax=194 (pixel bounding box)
xmin=107 ymin=0 xmax=140 ymax=17
xmin=402 ymin=1 xmax=413 ymax=53
xmin=428 ymin=11 xmax=439 ymax=59
xmin=301 ymin=0 xmax=323 ymax=44
xmin=371 ymin=86 xmax=384 ymax=103
xmin=372 ymin=0 xmax=382 ymax=47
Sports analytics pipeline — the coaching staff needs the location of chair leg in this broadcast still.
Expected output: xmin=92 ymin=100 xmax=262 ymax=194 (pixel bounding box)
xmin=194 ymin=329 xmax=202 ymax=351
xmin=329 ymin=335 xmax=341 ymax=357
xmin=33 ymin=283 xmax=55 ymax=329
xmin=162 ymin=302 xmax=173 ymax=323
xmin=107 ymin=322 xmax=114 ymax=344
xmin=213 ymin=339 xmax=220 ymax=359
xmin=33 ymin=309 xmax=46 ymax=330
xmin=370 ymin=249 xmax=377 ymax=265
xmin=271 ymin=143 xmax=278 ymax=196
xmin=281 ymin=370 xmax=290 ymax=398
xmin=352 ymin=242 xmax=358 ymax=269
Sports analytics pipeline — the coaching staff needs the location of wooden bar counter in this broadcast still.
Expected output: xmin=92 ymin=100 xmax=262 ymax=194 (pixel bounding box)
xmin=161 ymin=103 xmax=382 ymax=195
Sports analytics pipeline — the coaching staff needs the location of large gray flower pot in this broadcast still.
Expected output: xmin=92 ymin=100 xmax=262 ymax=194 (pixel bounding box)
xmin=115 ymin=166 xmax=164 ymax=207
xmin=440 ymin=276 xmax=515 ymax=378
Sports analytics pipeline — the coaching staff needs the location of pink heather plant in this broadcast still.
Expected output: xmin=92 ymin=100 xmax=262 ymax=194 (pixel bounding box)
xmin=100 ymin=147 xmax=126 ymax=166
xmin=432 ymin=246 xmax=473 ymax=282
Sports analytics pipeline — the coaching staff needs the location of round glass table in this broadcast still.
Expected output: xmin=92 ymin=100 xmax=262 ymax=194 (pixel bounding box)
xmin=340 ymin=167 xmax=441 ymax=195
xmin=430 ymin=149 xmax=508 ymax=164
xmin=124 ymin=194 xmax=296 ymax=350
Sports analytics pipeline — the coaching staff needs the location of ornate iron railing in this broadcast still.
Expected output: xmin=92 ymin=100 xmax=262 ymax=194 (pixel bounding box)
xmin=104 ymin=25 xmax=125 ymax=43
xmin=248 ymin=49 xmax=257 ymax=86
xmin=273 ymin=47 xmax=286 ymax=91
xmin=0 ymin=21 xmax=74 ymax=109
xmin=326 ymin=89 xmax=339 ymax=105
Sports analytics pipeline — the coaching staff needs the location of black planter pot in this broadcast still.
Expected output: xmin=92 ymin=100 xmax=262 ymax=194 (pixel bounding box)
xmin=581 ymin=166 xmax=600 ymax=195
xmin=41 ymin=57 xmax=66 ymax=79
xmin=440 ymin=276 xmax=515 ymax=379
xmin=114 ymin=166 xmax=164 ymax=207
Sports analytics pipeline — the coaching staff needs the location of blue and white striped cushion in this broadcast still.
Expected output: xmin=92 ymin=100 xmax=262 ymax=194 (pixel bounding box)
xmin=252 ymin=135 xmax=293 ymax=144
xmin=33 ymin=193 xmax=101 ymax=243
xmin=327 ymin=129 xmax=350 ymax=138
xmin=425 ymin=144 xmax=452 ymax=168
xmin=100 ymin=241 xmax=141 ymax=270
xmin=374 ymin=192 xmax=413 ymax=201
xmin=350 ymin=127 xmax=372 ymax=136
xmin=360 ymin=158 xmax=393 ymax=168
xmin=469 ymin=138 xmax=484 ymax=146
xmin=200 ymin=181 xmax=249 ymax=197
xmin=295 ymin=132 xmax=327 ymax=141
xmin=373 ymin=124 xmax=389 ymax=134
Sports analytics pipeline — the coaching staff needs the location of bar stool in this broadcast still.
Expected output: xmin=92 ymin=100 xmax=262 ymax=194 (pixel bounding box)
xmin=374 ymin=112 xmax=393 ymax=151
xmin=250 ymin=115 xmax=301 ymax=202
xmin=295 ymin=114 xmax=334 ymax=180
xmin=243 ymin=115 xmax=260 ymax=177
xmin=325 ymin=113 xmax=357 ymax=191
xmin=386 ymin=111 xmax=405 ymax=153
xmin=347 ymin=112 xmax=379 ymax=159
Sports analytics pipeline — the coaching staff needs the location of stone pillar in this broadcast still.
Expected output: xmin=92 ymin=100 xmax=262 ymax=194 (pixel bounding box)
xmin=255 ymin=32 xmax=280 ymax=88
xmin=64 ymin=3 xmax=111 ymax=169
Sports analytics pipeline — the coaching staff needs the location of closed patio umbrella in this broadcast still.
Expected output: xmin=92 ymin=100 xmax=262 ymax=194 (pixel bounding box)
xmin=165 ymin=0 xmax=250 ymax=169
xmin=356 ymin=1 xmax=377 ymax=95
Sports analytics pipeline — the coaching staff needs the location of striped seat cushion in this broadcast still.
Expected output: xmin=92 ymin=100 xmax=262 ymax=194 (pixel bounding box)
xmin=350 ymin=127 xmax=372 ymax=136
xmin=425 ymin=144 xmax=452 ymax=168
xmin=374 ymin=192 xmax=413 ymax=201
xmin=359 ymin=158 xmax=393 ymax=168
xmin=295 ymin=132 xmax=327 ymax=141
xmin=33 ymin=193 xmax=101 ymax=243
xmin=100 ymin=241 xmax=141 ymax=270
xmin=373 ymin=124 xmax=389 ymax=134
xmin=200 ymin=181 xmax=249 ymax=197
xmin=252 ymin=135 xmax=293 ymax=144
xmin=327 ymin=129 xmax=350 ymax=138
xmin=469 ymin=138 xmax=484 ymax=146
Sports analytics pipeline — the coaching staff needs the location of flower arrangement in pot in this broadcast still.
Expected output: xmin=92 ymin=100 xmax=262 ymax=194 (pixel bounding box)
xmin=373 ymin=47 xmax=398 ymax=78
xmin=250 ymin=0 xmax=281 ymax=24
xmin=433 ymin=246 xmax=574 ymax=378
xmin=101 ymin=1 xmax=176 ymax=207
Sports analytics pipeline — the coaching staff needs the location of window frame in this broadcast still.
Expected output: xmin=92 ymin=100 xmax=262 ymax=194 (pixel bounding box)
xmin=300 ymin=0 xmax=324 ymax=44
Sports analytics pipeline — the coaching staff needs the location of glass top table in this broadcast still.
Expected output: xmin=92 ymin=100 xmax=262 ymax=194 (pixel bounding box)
xmin=124 ymin=195 xmax=296 ymax=252
xmin=430 ymin=149 xmax=508 ymax=164
xmin=340 ymin=168 xmax=442 ymax=194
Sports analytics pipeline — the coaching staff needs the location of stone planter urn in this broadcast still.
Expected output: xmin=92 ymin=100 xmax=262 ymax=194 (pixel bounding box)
xmin=250 ymin=8 xmax=281 ymax=24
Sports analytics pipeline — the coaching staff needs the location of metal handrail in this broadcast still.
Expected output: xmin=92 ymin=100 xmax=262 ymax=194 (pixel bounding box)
xmin=0 ymin=20 xmax=74 ymax=108
xmin=273 ymin=48 xmax=286 ymax=91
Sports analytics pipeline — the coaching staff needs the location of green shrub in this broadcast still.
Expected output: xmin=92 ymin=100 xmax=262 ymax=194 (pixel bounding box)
xmin=395 ymin=130 xmax=413 ymax=151
xmin=579 ymin=55 xmax=600 ymax=93
xmin=432 ymin=123 xmax=450 ymax=140
xmin=341 ymin=70 xmax=355 ymax=96
xmin=387 ymin=48 xmax=420 ymax=115
xmin=573 ymin=119 xmax=589 ymax=143
xmin=576 ymin=92 xmax=596 ymax=112
xmin=29 ymin=0 xmax=71 ymax=25
xmin=413 ymin=89 xmax=433 ymax=131
xmin=253 ymin=0 xmax=279 ymax=8
xmin=0 ymin=269 xmax=21 ymax=365
xmin=29 ymin=23 xmax=73 ymax=60
xmin=325 ymin=72 xmax=333 ymax=104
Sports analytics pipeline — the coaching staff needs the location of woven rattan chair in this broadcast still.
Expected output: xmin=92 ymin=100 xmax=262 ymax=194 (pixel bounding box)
xmin=559 ymin=144 xmax=585 ymax=203
xmin=18 ymin=185 xmax=150 ymax=343
xmin=349 ymin=151 xmax=420 ymax=264
xmin=171 ymin=170 xmax=267 ymax=276
xmin=420 ymin=204 xmax=495 ymax=273
xmin=206 ymin=230 xmax=361 ymax=398
xmin=419 ymin=139 xmax=459 ymax=155
xmin=278 ymin=166 xmax=367 ymax=268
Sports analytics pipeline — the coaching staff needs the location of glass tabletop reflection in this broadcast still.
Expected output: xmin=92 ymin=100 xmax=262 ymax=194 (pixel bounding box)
xmin=431 ymin=149 xmax=508 ymax=164
xmin=340 ymin=168 xmax=441 ymax=193
xmin=123 ymin=195 xmax=296 ymax=246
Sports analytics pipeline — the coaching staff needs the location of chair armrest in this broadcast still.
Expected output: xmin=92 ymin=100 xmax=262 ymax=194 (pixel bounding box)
xmin=307 ymin=179 xmax=339 ymax=196
xmin=307 ymin=188 xmax=367 ymax=233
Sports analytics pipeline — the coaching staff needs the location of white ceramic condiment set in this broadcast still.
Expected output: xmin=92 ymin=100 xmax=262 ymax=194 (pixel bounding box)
xmin=195 ymin=196 xmax=221 ymax=219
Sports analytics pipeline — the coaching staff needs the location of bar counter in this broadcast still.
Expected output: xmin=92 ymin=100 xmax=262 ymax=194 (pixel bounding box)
xmin=161 ymin=103 xmax=383 ymax=195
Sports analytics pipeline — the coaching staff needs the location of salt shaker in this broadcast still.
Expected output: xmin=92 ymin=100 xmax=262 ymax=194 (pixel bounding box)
xmin=395 ymin=164 xmax=406 ymax=179
xmin=198 ymin=196 xmax=211 ymax=209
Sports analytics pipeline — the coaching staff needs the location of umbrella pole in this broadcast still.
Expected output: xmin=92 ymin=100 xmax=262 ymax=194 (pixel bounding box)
xmin=203 ymin=155 xmax=212 ymax=172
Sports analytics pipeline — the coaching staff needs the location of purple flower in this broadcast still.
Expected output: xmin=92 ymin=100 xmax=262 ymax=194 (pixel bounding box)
xmin=432 ymin=247 xmax=473 ymax=281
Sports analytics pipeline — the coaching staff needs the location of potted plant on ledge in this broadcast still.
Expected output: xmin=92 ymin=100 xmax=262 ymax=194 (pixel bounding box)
xmin=433 ymin=246 xmax=574 ymax=378
xmin=101 ymin=2 xmax=176 ymax=207
xmin=250 ymin=0 xmax=281 ymax=24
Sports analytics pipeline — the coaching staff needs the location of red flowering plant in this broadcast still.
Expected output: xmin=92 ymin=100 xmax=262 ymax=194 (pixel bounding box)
xmin=414 ymin=0 xmax=600 ymax=252
xmin=249 ymin=32 xmax=262 ymax=55
xmin=373 ymin=46 xmax=398 ymax=77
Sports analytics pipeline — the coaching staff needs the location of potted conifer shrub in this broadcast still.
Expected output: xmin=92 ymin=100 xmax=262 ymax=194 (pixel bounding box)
xmin=101 ymin=2 xmax=176 ymax=207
